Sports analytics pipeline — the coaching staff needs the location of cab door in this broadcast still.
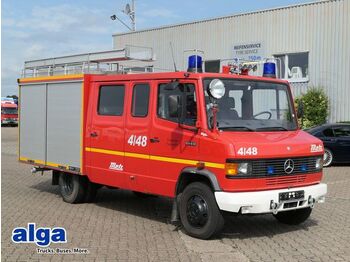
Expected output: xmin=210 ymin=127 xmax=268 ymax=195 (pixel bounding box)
xmin=148 ymin=80 xmax=200 ymax=197
xmin=86 ymin=81 xmax=128 ymax=188
xmin=123 ymin=82 xmax=152 ymax=192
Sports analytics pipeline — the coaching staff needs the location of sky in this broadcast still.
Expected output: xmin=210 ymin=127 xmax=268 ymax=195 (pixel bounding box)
xmin=1 ymin=0 xmax=314 ymax=96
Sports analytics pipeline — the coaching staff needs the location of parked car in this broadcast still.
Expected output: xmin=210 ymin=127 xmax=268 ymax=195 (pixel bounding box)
xmin=306 ymin=123 xmax=350 ymax=167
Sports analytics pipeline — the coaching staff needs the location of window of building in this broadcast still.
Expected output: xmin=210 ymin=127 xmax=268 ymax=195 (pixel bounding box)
xmin=98 ymin=85 xmax=125 ymax=116
xmin=274 ymin=52 xmax=309 ymax=82
xmin=132 ymin=84 xmax=150 ymax=117
xmin=157 ymin=83 xmax=197 ymax=126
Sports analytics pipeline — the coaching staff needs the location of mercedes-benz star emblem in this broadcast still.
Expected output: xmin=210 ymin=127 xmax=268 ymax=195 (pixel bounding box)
xmin=284 ymin=159 xmax=294 ymax=174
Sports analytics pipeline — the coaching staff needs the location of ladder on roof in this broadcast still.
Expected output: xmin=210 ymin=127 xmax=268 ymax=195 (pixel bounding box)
xmin=22 ymin=45 xmax=156 ymax=78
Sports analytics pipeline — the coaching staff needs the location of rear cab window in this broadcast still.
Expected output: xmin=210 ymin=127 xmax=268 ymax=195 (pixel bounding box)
xmin=98 ymin=85 xmax=125 ymax=116
xmin=132 ymin=84 xmax=150 ymax=117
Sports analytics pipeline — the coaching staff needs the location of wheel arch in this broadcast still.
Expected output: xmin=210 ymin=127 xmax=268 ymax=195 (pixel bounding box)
xmin=175 ymin=167 xmax=221 ymax=196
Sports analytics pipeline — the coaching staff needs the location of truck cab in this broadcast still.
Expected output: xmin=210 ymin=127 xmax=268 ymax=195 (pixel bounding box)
xmin=1 ymin=99 xmax=18 ymax=126
xmin=84 ymin=72 xmax=326 ymax=238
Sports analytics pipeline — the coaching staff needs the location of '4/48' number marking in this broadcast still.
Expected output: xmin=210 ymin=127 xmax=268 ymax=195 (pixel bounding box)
xmin=128 ymin=135 xmax=147 ymax=147
xmin=237 ymin=147 xmax=258 ymax=156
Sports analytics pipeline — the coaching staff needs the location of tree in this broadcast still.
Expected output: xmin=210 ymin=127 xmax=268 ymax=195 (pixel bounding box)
xmin=295 ymin=88 xmax=329 ymax=129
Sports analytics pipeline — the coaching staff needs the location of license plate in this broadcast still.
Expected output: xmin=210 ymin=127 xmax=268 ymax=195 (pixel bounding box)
xmin=279 ymin=190 xmax=304 ymax=201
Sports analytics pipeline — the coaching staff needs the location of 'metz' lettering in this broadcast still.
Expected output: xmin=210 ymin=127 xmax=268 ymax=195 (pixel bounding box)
xmin=310 ymin=144 xmax=323 ymax=153
xmin=12 ymin=223 xmax=67 ymax=247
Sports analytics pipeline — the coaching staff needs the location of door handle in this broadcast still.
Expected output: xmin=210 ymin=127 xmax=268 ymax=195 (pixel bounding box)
xmin=90 ymin=132 xmax=98 ymax=137
xmin=150 ymin=138 xmax=160 ymax=143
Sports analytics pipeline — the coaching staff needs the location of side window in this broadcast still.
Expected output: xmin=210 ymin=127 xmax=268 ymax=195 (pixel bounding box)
xmin=157 ymin=83 xmax=197 ymax=126
xmin=333 ymin=127 xmax=350 ymax=137
xmin=323 ymin=128 xmax=334 ymax=137
xmin=98 ymin=85 xmax=125 ymax=116
xmin=132 ymin=84 xmax=150 ymax=117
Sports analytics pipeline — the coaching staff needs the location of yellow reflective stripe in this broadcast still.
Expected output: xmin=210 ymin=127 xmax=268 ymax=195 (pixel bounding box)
xmin=80 ymin=81 xmax=84 ymax=169
xmin=46 ymin=161 xmax=69 ymax=169
xmin=19 ymin=157 xmax=45 ymax=165
xmin=19 ymin=74 xmax=84 ymax=83
xmin=125 ymin=152 xmax=150 ymax=160
xmin=86 ymin=147 xmax=225 ymax=169
xmin=150 ymin=155 xmax=197 ymax=165
xmin=19 ymin=156 xmax=71 ymax=169
xmin=205 ymin=162 xmax=225 ymax=169
xmin=86 ymin=147 xmax=124 ymax=156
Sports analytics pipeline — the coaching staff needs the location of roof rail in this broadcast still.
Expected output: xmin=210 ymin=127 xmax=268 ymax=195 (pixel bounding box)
xmin=22 ymin=45 xmax=156 ymax=78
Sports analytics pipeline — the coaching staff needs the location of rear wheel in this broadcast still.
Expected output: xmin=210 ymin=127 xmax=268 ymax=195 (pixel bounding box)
xmin=59 ymin=173 xmax=87 ymax=204
xmin=323 ymin=148 xmax=333 ymax=167
xmin=274 ymin=207 xmax=312 ymax=225
xmin=179 ymin=182 xmax=224 ymax=239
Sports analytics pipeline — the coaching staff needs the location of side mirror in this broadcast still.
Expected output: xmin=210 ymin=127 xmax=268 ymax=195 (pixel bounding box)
xmin=297 ymin=101 xmax=304 ymax=118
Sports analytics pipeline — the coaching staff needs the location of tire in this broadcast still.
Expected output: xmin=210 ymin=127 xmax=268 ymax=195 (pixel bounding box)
xmin=59 ymin=172 xmax=86 ymax=204
xmin=274 ymin=207 xmax=312 ymax=225
xmin=323 ymin=148 xmax=333 ymax=167
xmin=179 ymin=182 xmax=224 ymax=239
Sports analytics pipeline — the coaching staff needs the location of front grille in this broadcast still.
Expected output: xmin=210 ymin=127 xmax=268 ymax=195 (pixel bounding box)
xmin=251 ymin=156 xmax=319 ymax=176
xmin=266 ymin=174 xmax=306 ymax=186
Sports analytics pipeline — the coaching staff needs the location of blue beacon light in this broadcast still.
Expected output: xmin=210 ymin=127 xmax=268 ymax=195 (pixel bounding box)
xmin=187 ymin=55 xmax=203 ymax=73
xmin=263 ymin=62 xmax=276 ymax=78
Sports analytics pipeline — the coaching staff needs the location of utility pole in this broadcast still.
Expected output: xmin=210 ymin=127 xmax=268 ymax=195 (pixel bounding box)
xmin=110 ymin=0 xmax=136 ymax=31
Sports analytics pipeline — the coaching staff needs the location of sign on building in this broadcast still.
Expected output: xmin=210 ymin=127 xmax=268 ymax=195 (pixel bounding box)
xmin=233 ymin=42 xmax=265 ymax=61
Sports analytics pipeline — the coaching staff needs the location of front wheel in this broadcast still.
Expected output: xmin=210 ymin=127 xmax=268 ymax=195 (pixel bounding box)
xmin=274 ymin=207 xmax=312 ymax=225
xmin=179 ymin=182 xmax=224 ymax=239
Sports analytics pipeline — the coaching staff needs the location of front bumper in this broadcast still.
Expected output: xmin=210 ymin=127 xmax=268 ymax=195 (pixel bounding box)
xmin=215 ymin=183 xmax=327 ymax=214
xmin=1 ymin=119 xmax=18 ymax=124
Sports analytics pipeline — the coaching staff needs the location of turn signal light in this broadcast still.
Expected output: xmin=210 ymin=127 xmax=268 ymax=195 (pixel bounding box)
xmin=225 ymin=163 xmax=238 ymax=176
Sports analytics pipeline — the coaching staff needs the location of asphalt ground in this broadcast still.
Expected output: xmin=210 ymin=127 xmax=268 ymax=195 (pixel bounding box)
xmin=1 ymin=127 xmax=350 ymax=262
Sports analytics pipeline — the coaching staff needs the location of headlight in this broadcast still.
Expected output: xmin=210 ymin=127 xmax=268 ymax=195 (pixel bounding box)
xmin=208 ymin=79 xmax=225 ymax=99
xmin=226 ymin=162 xmax=251 ymax=177
xmin=238 ymin=163 xmax=249 ymax=174
xmin=315 ymin=157 xmax=323 ymax=169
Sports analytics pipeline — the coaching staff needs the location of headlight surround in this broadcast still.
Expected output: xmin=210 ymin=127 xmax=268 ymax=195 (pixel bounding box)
xmin=225 ymin=162 xmax=251 ymax=177
xmin=315 ymin=157 xmax=323 ymax=169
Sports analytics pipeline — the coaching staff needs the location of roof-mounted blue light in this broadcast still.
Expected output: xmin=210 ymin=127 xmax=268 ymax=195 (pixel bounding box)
xmin=263 ymin=62 xmax=276 ymax=78
xmin=187 ymin=55 xmax=203 ymax=73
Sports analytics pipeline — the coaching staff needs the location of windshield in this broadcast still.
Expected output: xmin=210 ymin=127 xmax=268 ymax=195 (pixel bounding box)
xmin=1 ymin=97 xmax=14 ymax=102
xmin=1 ymin=108 xmax=18 ymax=115
xmin=203 ymin=79 xmax=298 ymax=131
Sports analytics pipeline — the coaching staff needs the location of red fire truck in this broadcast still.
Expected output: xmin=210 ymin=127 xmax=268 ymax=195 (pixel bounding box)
xmin=1 ymin=99 xmax=18 ymax=126
xmin=19 ymin=49 xmax=327 ymax=239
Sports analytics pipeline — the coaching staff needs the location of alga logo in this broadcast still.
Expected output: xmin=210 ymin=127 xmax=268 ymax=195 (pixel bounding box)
xmin=12 ymin=223 xmax=67 ymax=247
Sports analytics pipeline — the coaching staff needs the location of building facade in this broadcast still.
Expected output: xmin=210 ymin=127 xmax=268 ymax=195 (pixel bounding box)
xmin=113 ymin=0 xmax=349 ymax=122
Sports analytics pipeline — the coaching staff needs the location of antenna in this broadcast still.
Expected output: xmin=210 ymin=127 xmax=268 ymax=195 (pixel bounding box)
xmin=170 ymin=42 xmax=178 ymax=72
xmin=111 ymin=0 xmax=136 ymax=31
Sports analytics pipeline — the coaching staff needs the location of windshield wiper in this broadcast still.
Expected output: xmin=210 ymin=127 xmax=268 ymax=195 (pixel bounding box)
xmin=255 ymin=126 xmax=289 ymax=131
xmin=218 ymin=126 xmax=255 ymax=131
